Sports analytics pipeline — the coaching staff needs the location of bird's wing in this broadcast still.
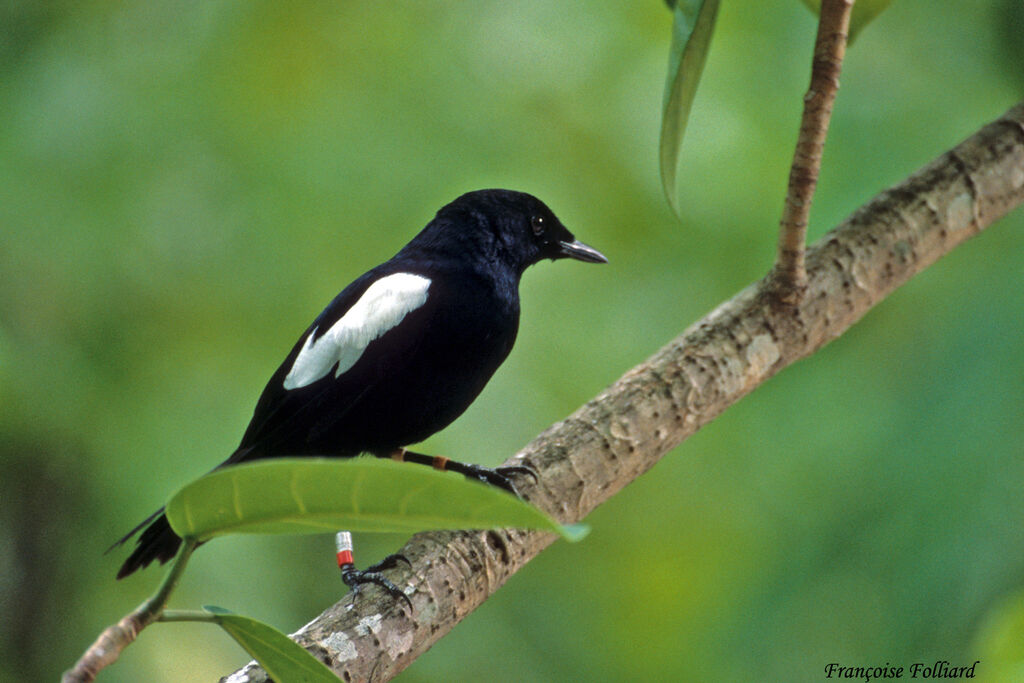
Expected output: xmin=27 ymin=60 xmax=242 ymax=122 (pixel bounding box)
xmin=283 ymin=272 xmax=430 ymax=389
xmin=235 ymin=269 xmax=432 ymax=454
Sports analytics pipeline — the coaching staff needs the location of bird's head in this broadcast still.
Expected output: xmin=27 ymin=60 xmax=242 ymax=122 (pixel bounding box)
xmin=421 ymin=189 xmax=607 ymax=274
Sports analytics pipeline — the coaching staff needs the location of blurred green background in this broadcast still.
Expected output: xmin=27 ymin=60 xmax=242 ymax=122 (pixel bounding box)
xmin=2 ymin=1 xmax=1022 ymax=681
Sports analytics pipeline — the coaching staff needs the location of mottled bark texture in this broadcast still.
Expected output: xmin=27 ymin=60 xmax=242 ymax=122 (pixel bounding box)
xmin=224 ymin=103 xmax=1024 ymax=683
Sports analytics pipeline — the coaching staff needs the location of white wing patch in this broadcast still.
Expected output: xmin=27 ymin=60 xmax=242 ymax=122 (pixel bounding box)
xmin=283 ymin=273 xmax=431 ymax=390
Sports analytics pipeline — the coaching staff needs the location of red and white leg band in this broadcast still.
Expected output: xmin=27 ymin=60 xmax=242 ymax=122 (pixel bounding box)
xmin=335 ymin=531 xmax=354 ymax=567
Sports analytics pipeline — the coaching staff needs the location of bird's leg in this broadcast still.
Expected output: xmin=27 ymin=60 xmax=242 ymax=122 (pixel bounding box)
xmin=335 ymin=531 xmax=412 ymax=610
xmin=386 ymin=448 xmax=538 ymax=499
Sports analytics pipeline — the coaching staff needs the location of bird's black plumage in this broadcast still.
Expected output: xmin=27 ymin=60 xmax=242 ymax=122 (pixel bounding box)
xmin=114 ymin=189 xmax=606 ymax=579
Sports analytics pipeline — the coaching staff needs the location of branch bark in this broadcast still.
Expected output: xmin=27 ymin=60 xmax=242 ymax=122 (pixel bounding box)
xmin=223 ymin=102 xmax=1024 ymax=683
xmin=774 ymin=0 xmax=854 ymax=303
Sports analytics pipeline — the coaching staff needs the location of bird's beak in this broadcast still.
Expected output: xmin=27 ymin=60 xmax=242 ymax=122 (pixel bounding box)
xmin=557 ymin=239 xmax=608 ymax=264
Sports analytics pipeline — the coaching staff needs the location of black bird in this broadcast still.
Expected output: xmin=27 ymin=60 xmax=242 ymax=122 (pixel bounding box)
xmin=113 ymin=189 xmax=606 ymax=591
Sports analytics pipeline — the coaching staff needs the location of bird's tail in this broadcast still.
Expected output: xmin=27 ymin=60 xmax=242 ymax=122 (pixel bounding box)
xmin=109 ymin=447 xmax=257 ymax=579
xmin=108 ymin=508 xmax=183 ymax=579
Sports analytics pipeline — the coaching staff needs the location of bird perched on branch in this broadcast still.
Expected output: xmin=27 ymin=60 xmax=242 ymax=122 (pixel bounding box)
xmin=112 ymin=189 xmax=606 ymax=597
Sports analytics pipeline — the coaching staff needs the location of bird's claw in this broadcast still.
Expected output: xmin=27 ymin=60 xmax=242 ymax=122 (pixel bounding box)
xmin=465 ymin=463 xmax=538 ymax=499
xmin=497 ymin=464 xmax=539 ymax=483
xmin=341 ymin=562 xmax=412 ymax=610
xmin=364 ymin=553 xmax=412 ymax=573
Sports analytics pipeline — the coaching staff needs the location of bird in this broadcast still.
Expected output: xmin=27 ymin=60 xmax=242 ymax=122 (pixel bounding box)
xmin=112 ymin=189 xmax=606 ymax=596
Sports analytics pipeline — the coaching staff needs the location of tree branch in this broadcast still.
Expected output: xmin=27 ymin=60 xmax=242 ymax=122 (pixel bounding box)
xmin=774 ymin=0 xmax=854 ymax=303
xmin=64 ymin=540 xmax=198 ymax=683
xmin=223 ymin=102 xmax=1024 ymax=683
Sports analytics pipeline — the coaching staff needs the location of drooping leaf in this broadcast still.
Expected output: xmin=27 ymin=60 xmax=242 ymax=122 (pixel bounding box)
xmin=204 ymin=608 xmax=340 ymax=683
xmin=659 ymin=0 xmax=721 ymax=218
xmin=165 ymin=458 xmax=588 ymax=542
xmin=797 ymin=0 xmax=896 ymax=43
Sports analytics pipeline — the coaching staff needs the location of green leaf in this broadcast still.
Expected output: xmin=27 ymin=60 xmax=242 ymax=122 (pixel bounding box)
xmin=797 ymin=0 xmax=895 ymax=43
xmin=204 ymin=609 xmax=340 ymax=683
xmin=165 ymin=458 xmax=588 ymax=542
xmin=660 ymin=0 xmax=721 ymax=218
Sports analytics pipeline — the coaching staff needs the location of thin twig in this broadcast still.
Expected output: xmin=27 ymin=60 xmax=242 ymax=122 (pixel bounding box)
xmin=158 ymin=610 xmax=218 ymax=623
xmin=62 ymin=539 xmax=199 ymax=683
xmin=774 ymin=0 xmax=854 ymax=304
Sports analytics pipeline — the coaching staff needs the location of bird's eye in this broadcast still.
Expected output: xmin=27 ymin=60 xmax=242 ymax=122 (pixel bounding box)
xmin=531 ymin=215 xmax=545 ymax=236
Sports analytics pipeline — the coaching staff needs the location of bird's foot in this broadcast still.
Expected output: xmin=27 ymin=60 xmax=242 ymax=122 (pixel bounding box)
xmin=335 ymin=531 xmax=412 ymax=609
xmin=387 ymin=449 xmax=539 ymax=499
xmin=460 ymin=462 xmax=538 ymax=499
xmin=340 ymin=558 xmax=412 ymax=610
xmin=365 ymin=552 xmax=412 ymax=573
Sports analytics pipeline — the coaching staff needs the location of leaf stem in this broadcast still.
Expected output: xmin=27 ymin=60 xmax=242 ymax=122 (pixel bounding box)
xmin=62 ymin=538 xmax=199 ymax=683
xmin=773 ymin=0 xmax=854 ymax=304
xmin=158 ymin=609 xmax=218 ymax=623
